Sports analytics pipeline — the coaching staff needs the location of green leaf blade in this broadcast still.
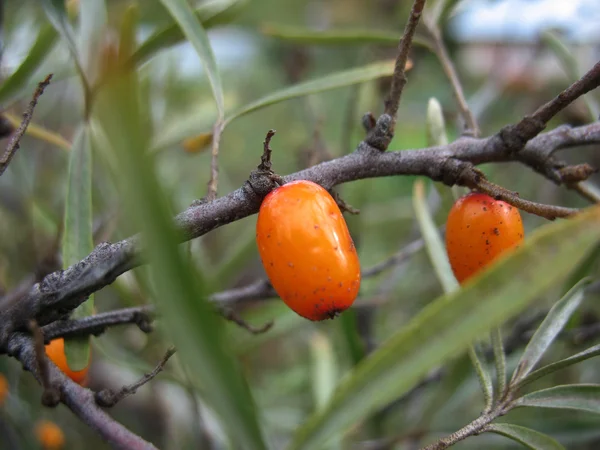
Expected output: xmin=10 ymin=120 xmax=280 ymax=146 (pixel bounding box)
xmin=159 ymin=0 xmax=225 ymax=118
xmin=225 ymin=60 xmax=396 ymax=126
xmin=288 ymin=205 xmax=600 ymax=450
xmin=511 ymin=277 xmax=592 ymax=384
xmin=518 ymin=343 xmax=600 ymax=390
xmin=132 ymin=0 xmax=244 ymax=67
xmin=62 ymin=126 xmax=94 ymax=371
xmin=93 ymin=65 xmax=266 ymax=450
xmin=0 ymin=25 xmax=58 ymax=105
xmin=41 ymin=0 xmax=90 ymax=91
xmin=514 ymin=384 xmax=600 ymax=415
xmin=486 ymin=423 xmax=566 ymax=450
xmin=261 ymin=24 xmax=401 ymax=46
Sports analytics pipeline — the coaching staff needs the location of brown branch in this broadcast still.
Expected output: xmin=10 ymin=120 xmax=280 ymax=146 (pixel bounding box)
xmin=218 ymin=306 xmax=274 ymax=334
xmin=6 ymin=333 xmax=158 ymax=450
xmin=42 ymin=306 xmax=155 ymax=341
xmin=497 ymin=60 xmax=600 ymax=152
xmin=29 ymin=320 xmax=60 ymax=407
xmin=424 ymin=20 xmax=479 ymax=137
xmin=385 ymin=0 xmax=426 ymax=119
xmin=1 ymin=121 xmax=599 ymax=344
xmin=368 ymin=0 xmax=426 ymax=150
xmin=0 ymin=74 xmax=53 ymax=176
xmin=460 ymin=166 xmax=578 ymax=220
xmin=95 ymin=347 xmax=176 ymax=407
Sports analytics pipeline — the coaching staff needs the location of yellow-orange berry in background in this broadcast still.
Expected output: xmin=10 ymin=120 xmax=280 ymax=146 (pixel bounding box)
xmin=446 ymin=192 xmax=525 ymax=284
xmin=0 ymin=373 xmax=8 ymax=406
xmin=35 ymin=420 xmax=65 ymax=450
xmin=256 ymin=180 xmax=361 ymax=321
xmin=45 ymin=338 xmax=89 ymax=385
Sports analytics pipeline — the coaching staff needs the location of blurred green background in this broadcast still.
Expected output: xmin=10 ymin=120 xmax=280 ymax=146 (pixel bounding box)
xmin=1 ymin=0 xmax=600 ymax=449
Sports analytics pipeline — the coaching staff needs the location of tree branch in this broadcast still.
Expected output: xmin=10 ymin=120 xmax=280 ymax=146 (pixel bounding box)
xmin=0 ymin=74 xmax=53 ymax=176
xmin=42 ymin=306 xmax=155 ymax=341
xmin=424 ymin=18 xmax=479 ymax=137
xmin=95 ymin=347 xmax=176 ymax=407
xmin=6 ymin=333 xmax=158 ymax=450
xmin=1 ymin=119 xmax=599 ymax=346
xmin=368 ymin=0 xmax=426 ymax=150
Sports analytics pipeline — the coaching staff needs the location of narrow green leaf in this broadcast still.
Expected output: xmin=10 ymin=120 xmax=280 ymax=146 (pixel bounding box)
xmin=131 ymin=0 xmax=244 ymax=66
xmin=261 ymin=24 xmax=400 ymax=45
xmin=225 ymin=59 xmax=395 ymax=128
xmin=288 ymin=205 xmax=600 ymax=450
xmin=426 ymin=98 xmax=448 ymax=146
xmin=0 ymin=25 xmax=58 ymax=104
xmin=311 ymin=332 xmax=337 ymax=410
xmin=311 ymin=332 xmax=341 ymax=450
xmin=93 ymin=64 xmax=266 ymax=450
xmin=414 ymin=179 xmax=499 ymax=412
xmin=511 ymin=278 xmax=592 ymax=384
xmin=518 ymin=343 xmax=600 ymax=390
xmin=62 ymin=126 xmax=94 ymax=371
xmin=41 ymin=0 xmax=90 ymax=92
xmin=486 ymin=423 xmax=565 ymax=450
xmin=514 ymin=384 xmax=600 ymax=415
xmin=491 ymin=326 xmax=506 ymax=400
xmin=468 ymin=344 xmax=494 ymax=412
xmin=412 ymin=179 xmax=458 ymax=293
xmin=160 ymin=0 xmax=224 ymax=118
xmin=260 ymin=24 xmax=433 ymax=50
xmin=338 ymin=311 xmax=366 ymax=366
xmin=78 ymin=0 xmax=107 ymax=80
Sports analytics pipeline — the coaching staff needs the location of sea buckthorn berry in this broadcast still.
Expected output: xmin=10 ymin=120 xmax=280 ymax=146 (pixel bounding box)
xmin=35 ymin=420 xmax=65 ymax=450
xmin=256 ymin=180 xmax=361 ymax=320
xmin=0 ymin=373 xmax=8 ymax=406
xmin=45 ymin=338 xmax=89 ymax=385
xmin=446 ymin=192 xmax=524 ymax=284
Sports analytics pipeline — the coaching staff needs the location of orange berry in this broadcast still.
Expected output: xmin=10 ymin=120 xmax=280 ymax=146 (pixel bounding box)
xmin=0 ymin=373 xmax=8 ymax=406
xmin=256 ymin=180 xmax=361 ymax=320
xmin=35 ymin=420 xmax=65 ymax=450
xmin=45 ymin=338 xmax=89 ymax=385
xmin=446 ymin=192 xmax=524 ymax=284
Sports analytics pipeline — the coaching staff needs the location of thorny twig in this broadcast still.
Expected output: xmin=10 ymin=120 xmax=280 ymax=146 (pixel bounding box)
xmin=95 ymin=347 xmax=176 ymax=407
xmin=0 ymin=74 xmax=53 ymax=176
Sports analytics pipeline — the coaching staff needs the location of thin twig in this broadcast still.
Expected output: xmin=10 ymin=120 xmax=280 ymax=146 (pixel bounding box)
xmin=424 ymin=20 xmax=479 ymax=137
xmin=29 ymin=320 xmax=60 ymax=407
xmin=498 ymin=60 xmax=600 ymax=151
xmin=475 ymin=180 xmax=578 ymax=220
xmin=218 ymin=306 xmax=274 ymax=334
xmin=95 ymin=347 xmax=176 ymax=407
xmin=384 ymin=0 xmax=427 ymax=119
xmin=42 ymin=306 xmax=155 ymax=341
xmin=362 ymin=235 xmax=426 ymax=278
xmin=461 ymin=167 xmax=578 ymax=220
xmin=206 ymin=120 xmax=224 ymax=201
xmin=0 ymin=74 xmax=53 ymax=176
xmin=367 ymin=0 xmax=426 ymax=151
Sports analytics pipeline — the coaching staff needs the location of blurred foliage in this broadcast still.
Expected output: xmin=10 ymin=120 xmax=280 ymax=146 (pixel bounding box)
xmin=1 ymin=1 xmax=600 ymax=450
